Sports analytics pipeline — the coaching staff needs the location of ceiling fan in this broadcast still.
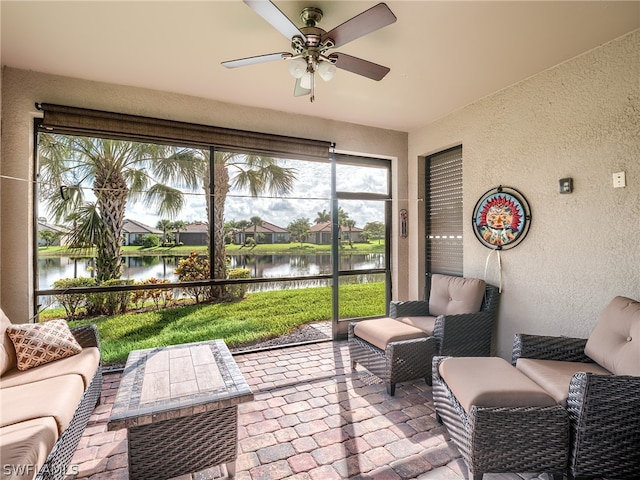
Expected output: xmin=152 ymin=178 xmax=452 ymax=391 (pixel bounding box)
xmin=221 ymin=1 xmax=397 ymax=102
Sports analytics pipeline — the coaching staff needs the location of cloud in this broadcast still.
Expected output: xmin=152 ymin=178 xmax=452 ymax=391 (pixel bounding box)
xmin=43 ymin=157 xmax=388 ymax=231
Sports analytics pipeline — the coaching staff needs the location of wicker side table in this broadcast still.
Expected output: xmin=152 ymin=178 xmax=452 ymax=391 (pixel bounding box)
xmin=108 ymin=340 xmax=253 ymax=480
xmin=433 ymin=356 xmax=568 ymax=480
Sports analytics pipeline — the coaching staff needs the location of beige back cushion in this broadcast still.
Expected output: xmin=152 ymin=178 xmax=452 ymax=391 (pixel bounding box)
xmin=429 ymin=274 xmax=486 ymax=317
xmin=1 ymin=308 xmax=17 ymax=376
xmin=584 ymin=296 xmax=640 ymax=376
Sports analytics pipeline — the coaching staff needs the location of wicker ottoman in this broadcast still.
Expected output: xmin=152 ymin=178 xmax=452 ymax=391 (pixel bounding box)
xmin=433 ymin=356 xmax=568 ymax=480
xmin=348 ymin=318 xmax=435 ymax=395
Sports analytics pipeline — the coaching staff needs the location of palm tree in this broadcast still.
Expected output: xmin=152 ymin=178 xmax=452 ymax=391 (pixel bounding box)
xmin=171 ymin=220 xmax=186 ymax=245
xmin=249 ymin=216 xmax=263 ymax=245
xmin=337 ymin=207 xmax=350 ymax=244
xmin=235 ymin=219 xmax=251 ymax=245
xmin=315 ymin=209 xmax=330 ymax=224
xmin=156 ymin=219 xmax=173 ymax=243
xmin=344 ymin=219 xmax=356 ymax=247
xmin=288 ymin=218 xmax=311 ymax=247
xmin=38 ymin=134 xmax=203 ymax=282
xmin=39 ymin=135 xmax=297 ymax=299
xmin=206 ymin=152 xmax=296 ymax=299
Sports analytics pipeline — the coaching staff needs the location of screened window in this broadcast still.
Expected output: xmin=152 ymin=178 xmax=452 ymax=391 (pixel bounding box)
xmin=33 ymin=105 xmax=390 ymax=338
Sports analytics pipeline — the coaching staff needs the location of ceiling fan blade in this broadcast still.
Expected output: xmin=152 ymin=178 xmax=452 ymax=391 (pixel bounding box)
xmin=321 ymin=3 xmax=396 ymax=49
xmin=222 ymin=52 xmax=291 ymax=69
xmin=332 ymin=52 xmax=390 ymax=81
xmin=244 ymin=0 xmax=306 ymax=42
xmin=293 ymin=78 xmax=311 ymax=97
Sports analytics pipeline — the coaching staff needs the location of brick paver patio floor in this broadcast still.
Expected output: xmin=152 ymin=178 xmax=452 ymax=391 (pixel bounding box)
xmin=70 ymin=340 xmax=552 ymax=480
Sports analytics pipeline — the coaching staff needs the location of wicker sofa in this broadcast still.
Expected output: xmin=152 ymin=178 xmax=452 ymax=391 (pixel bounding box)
xmin=0 ymin=309 xmax=102 ymax=480
xmin=512 ymin=295 xmax=640 ymax=479
xmin=349 ymin=274 xmax=500 ymax=395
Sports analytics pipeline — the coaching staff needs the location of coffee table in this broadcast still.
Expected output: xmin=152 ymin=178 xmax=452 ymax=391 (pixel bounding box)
xmin=108 ymin=339 xmax=253 ymax=480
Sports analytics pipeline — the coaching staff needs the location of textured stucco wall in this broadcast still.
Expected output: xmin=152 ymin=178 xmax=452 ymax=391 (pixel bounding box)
xmin=409 ymin=29 xmax=640 ymax=358
xmin=0 ymin=68 xmax=408 ymax=322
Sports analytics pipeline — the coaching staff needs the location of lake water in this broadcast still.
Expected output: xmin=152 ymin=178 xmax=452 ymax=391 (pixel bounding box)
xmin=37 ymin=253 xmax=386 ymax=290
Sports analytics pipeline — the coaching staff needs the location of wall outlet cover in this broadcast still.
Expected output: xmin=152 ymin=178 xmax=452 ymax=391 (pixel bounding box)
xmin=613 ymin=171 xmax=626 ymax=188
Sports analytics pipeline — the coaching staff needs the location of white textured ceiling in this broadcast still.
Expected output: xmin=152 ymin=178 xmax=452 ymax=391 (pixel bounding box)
xmin=2 ymin=1 xmax=638 ymax=132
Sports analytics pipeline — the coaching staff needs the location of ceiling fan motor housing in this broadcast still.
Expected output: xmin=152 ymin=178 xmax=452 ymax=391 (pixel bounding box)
xmin=300 ymin=7 xmax=323 ymax=27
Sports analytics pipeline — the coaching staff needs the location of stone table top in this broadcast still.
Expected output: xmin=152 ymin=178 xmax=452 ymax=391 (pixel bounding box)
xmin=108 ymin=339 xmax=253 ymax=431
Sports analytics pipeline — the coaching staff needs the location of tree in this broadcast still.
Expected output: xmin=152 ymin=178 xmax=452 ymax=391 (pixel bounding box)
xmin=224 ymin=220 xmax=238 ymax=244
xmin=344 ymin=219 xmax=356 ymax=247
xmin=156 ymin=219 xmax=173 ymax=243
xmin=363 ymin=221 xmax=385 ymax=244
xmin=39 ymin=135 xmax=297 ymax=300
xmin=249 ymin=216 xmax=263 ymax=244
xmin=337 ymin=207 xmax=350 ymax=244
xmin=233 ymin=219 xmax=250 ymax=245
xmin=288 ymin=218 xmax=311 ymax=247
xmin=171 ymin=220 xmax=186 ymax=245
xmin=206 ymin=151 xmax=296 ymax=300
xmin=39 ymin=229 xmax=61 ymax=247
xmin=315 ymin=209 xmax=330 ymax=224
xmin=39 ymin=135 xmax=203 ymax=282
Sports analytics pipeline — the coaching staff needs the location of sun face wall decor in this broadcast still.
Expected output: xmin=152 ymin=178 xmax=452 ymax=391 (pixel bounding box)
xmin=473 ymin=186 xmax=531 ymax=250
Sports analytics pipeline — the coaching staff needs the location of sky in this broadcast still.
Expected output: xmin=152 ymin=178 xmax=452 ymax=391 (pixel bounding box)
xmin=126 ymin=158 xmax=388 ymax=230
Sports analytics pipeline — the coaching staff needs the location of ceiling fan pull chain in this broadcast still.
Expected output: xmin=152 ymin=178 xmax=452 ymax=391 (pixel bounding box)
xmin=310 ymin=70 xmax=315 ymax=103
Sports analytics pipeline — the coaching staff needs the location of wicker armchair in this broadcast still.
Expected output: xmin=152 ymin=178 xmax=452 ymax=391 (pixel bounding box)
xmin=349 ymin=274 xmax=500 ymax=395
xmin=512 ymin=296 xmax=640 ymax=479
xmin=390 ymin=283 xmax=500 ymax=358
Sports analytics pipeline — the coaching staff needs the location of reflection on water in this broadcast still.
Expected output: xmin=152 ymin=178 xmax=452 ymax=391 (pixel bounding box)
xmin=38 ymin=253 xmax=385 ymax=290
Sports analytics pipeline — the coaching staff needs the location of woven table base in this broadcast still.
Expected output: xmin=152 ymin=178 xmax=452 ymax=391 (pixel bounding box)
xmin=128 ymin=406 xmax=238 ymax=480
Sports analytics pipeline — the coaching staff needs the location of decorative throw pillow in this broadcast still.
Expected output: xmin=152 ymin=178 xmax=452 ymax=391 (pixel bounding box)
xmin=6 ymin=319 xmax=82 ymax=371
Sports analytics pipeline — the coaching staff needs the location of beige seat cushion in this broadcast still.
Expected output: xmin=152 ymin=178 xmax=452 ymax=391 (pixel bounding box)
xmin=397 ymin=316 xmax=436 ymax=335
xmin=429 ymin=274 xmax=486 ymax=316
xmin=0 ymin=308 xmax=17 ymax=376
xmin=0 ymin=417 xmax=59 ymax=480
xmin=516 ymin=358 xmax=611 ymax=406
xmin=439 ymin=357 xmax=557 ymax=413
xmin=584 ymin=296 xmax=640 ymax=376
xmin=354 ymin=317 xmax=427 ymax=351
xmin=1 ymin=374 xmax=85 ymax=434
xmin=0 ymin=346 xmax=100 ymax=389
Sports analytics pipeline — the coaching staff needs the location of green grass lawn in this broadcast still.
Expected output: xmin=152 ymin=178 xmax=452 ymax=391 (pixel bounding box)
xmin=69 ymin=282 xmax=385 ymax=366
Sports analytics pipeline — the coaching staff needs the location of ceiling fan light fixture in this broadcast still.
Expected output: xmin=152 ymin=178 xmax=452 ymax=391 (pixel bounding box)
xmin=300 ymin=71 xmax=314 ymax=90
xmin=288 ymin=57 xmax=307 ymax=78
xmin=317 ymin=60 xmax=336 ymax=82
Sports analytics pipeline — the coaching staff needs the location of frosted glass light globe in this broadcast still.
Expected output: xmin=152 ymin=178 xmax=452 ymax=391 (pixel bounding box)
xmin=288 ymin=58 xmax=307 ymax=79
xmin=317 ymin=61 xmax=336 ymax=82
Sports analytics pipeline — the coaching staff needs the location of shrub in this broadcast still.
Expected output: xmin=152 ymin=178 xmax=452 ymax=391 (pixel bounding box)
xmin=141 ymin=234 xmax=160 ymax=248
xmin=227 ymin=268 xmax=251 ymax=301
xmin=174 ymin=251 xmax=213 ymax=303
xmin=134 ymin=277 xmax=174 ymax=309
xmin=52 ymin=277 xmax=97 ymax=317
xmin=86 ymin=279 xmax=133 ymax=316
